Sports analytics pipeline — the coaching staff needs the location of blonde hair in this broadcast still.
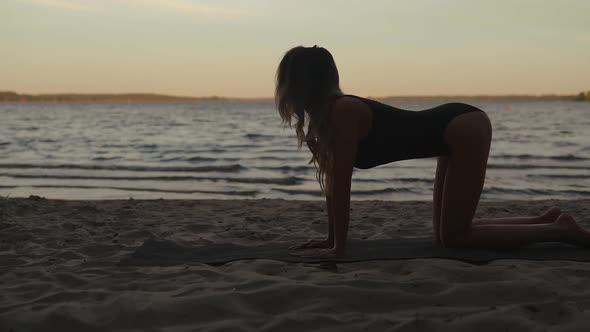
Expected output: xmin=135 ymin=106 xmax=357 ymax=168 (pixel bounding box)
xmin=275 ymin=46 xmax=341 ymax=195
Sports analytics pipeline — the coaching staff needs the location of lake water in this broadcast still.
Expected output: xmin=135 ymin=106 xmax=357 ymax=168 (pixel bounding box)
xmin=0 ymin=99 xmax=588 ymax=201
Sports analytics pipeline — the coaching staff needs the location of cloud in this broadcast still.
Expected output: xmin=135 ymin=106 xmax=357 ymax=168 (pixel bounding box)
xmin=126 ymin=0 xmax=251 ymax=19
xmin=23 ymin=0 xmax=102 ymax=12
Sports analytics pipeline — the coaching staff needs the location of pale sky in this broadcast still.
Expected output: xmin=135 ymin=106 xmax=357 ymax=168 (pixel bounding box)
xmin=2 ymin=0 xmax=589 ymax=97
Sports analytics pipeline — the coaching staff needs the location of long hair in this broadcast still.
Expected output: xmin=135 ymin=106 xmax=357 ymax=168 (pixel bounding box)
xmin=275 ymin=45 xmax=341 ymax=195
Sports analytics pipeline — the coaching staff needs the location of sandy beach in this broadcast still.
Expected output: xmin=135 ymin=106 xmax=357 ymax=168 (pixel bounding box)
xmin=1 ymin=197 xmax=590 ymax=331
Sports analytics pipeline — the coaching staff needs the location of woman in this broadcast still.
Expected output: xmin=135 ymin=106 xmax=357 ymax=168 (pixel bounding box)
xmin=276 ymin=45 xmax=590 ymax=259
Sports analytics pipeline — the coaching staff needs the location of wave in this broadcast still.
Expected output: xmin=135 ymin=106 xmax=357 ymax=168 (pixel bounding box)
xmin=0 ymin=163 xmax=244 ymax=173
xmin=0 ymin=173 xmax=303 ymax=185
xmin=39 ymin=138 xmax=59 ymax=143
xmin=135 ymin=144 xmax=159 ymax=149
xmin=526 ymin=174 xmax=590 ymax=180
xmin=494 ymin=154 xmax=589 ymax=161
xmin=101 ymin=144 xmax=127 ymax=148
xmin=92 ymin=156 xmax=122 ymax=161
xmin=244 ymin=133 xmax=274 ymax=140
xmin=257 ymin=165 xmax=314 ymax=173
xmin=487 ymin=163 xmax=589 ymax=170
xmin=186 ymin=156 xmax=217 ymax=162
xmin=158 ymin=156 xmax=242 ymax=163
xmin=396 ymin=177 xmax=434 ymax=183
xmin=273 ymin=187 xmax=415 ymax=197
xmin=269 ymin=186 xmax=590 ymax=198
xmin=223 ymin=144 xmax=260 ymax=149
xmin=351 ymin=178 xmax=383 ymax=183
xmin=0 ymin=184 xmax=258 ymax=196
xmin=242 ymin=162 xmax=590 ymax=173
xmin=484 ymin=186 xmax=590 ymax=197
xmin=255 ymin=156 xmax=301 ymax=161
xmin=257 ymin=149 xmax=298 ymax=154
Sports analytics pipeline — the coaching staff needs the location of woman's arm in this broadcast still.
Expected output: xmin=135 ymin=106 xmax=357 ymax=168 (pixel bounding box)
xmin=290 ymin=98 xmax=359 ymax=258
xmin=328 ymin=99 xmax=359 ymax=254
xmin=331 ymin=149 xmax=355 ymax=254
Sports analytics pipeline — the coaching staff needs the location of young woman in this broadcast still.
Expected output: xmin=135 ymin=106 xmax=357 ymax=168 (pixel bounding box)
xmin=276 ymin=45 xmax=590 ymax=259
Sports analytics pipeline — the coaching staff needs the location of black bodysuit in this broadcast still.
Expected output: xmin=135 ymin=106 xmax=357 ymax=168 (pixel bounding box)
xmin=340 ymin=95 xmax=484 ymax=169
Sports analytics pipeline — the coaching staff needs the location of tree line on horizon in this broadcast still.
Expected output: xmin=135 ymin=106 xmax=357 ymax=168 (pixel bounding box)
xmin=0 ymin=90 xmax=589 ymax=102
xmin=575 ymin=91 xmax=590 ymax=101
xmin=0 ymin=91 xmax=229 ymax=102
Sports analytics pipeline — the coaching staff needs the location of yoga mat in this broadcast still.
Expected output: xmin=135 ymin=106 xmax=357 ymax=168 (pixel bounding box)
xmin=118 ymin=237 xmax=590 ymax=266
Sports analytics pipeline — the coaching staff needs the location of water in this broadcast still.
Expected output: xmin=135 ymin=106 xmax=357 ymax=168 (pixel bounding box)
xmin=0 ymin=99 xmax=588 ymax=201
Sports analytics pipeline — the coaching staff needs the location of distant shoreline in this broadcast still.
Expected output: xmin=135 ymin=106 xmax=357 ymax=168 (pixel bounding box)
xmin=1 ymin=91 xmax=588 ymax=102
xmin=0 ymin=92 xmax=256 ymax=103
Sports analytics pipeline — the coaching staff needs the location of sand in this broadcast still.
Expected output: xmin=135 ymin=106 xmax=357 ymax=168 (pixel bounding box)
xmin=1 ymin=197 xmax=590 ymax=331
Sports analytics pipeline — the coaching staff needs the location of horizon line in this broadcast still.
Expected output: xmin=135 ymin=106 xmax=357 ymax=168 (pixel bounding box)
xmin=1 ymin=90 xmax=589 ymax=102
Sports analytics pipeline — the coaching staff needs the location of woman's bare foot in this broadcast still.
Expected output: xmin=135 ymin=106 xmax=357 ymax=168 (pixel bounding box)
xmin=539 ymin=206 xmax=562 ymax=223
xmin=554 ymin=213 xmax=590 ymax=247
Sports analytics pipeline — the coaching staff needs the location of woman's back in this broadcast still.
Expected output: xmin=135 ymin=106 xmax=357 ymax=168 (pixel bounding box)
xmin=339 ymin=95 xmax=483 ymax=169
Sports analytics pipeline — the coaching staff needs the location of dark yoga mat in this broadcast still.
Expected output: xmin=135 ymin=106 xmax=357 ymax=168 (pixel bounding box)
xmin=118 ymin=237 xmax=590 ymax=266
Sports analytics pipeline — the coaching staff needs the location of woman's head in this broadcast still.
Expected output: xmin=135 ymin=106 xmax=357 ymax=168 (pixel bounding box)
xmin=275 ymin=45 xmax=340 ymax=113
xmin=275 ymin=46 xmax=341 ymax=194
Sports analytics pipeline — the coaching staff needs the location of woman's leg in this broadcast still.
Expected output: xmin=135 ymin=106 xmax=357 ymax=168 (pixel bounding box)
xmin=473 ymin=206 xmax=561 ymax=225
xmin=438 ymin=111 xmax=590 ymax=249
xmin=433 ymin=159 xmax=560 ymax=245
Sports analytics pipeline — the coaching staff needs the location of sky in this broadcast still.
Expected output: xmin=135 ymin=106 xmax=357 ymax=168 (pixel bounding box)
xmin=2 ymin=0 xmax=589 ymax=97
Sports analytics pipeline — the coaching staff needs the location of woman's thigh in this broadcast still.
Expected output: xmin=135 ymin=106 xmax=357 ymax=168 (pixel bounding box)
xmin=439 ymin=111 xmax=492 ymax=242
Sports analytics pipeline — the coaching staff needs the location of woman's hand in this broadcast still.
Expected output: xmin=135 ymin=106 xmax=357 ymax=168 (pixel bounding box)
xmin=288 ymin=238 xmax=333 ymax=250
xmin=289 ymin=247 xmax=344 ymax=259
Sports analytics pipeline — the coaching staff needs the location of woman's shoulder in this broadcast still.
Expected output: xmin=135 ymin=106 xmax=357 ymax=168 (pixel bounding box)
xmin=329 ymin=94 xmax=373 ymax=138
xmin=331 ymin=94 xmax=370 ymax=113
